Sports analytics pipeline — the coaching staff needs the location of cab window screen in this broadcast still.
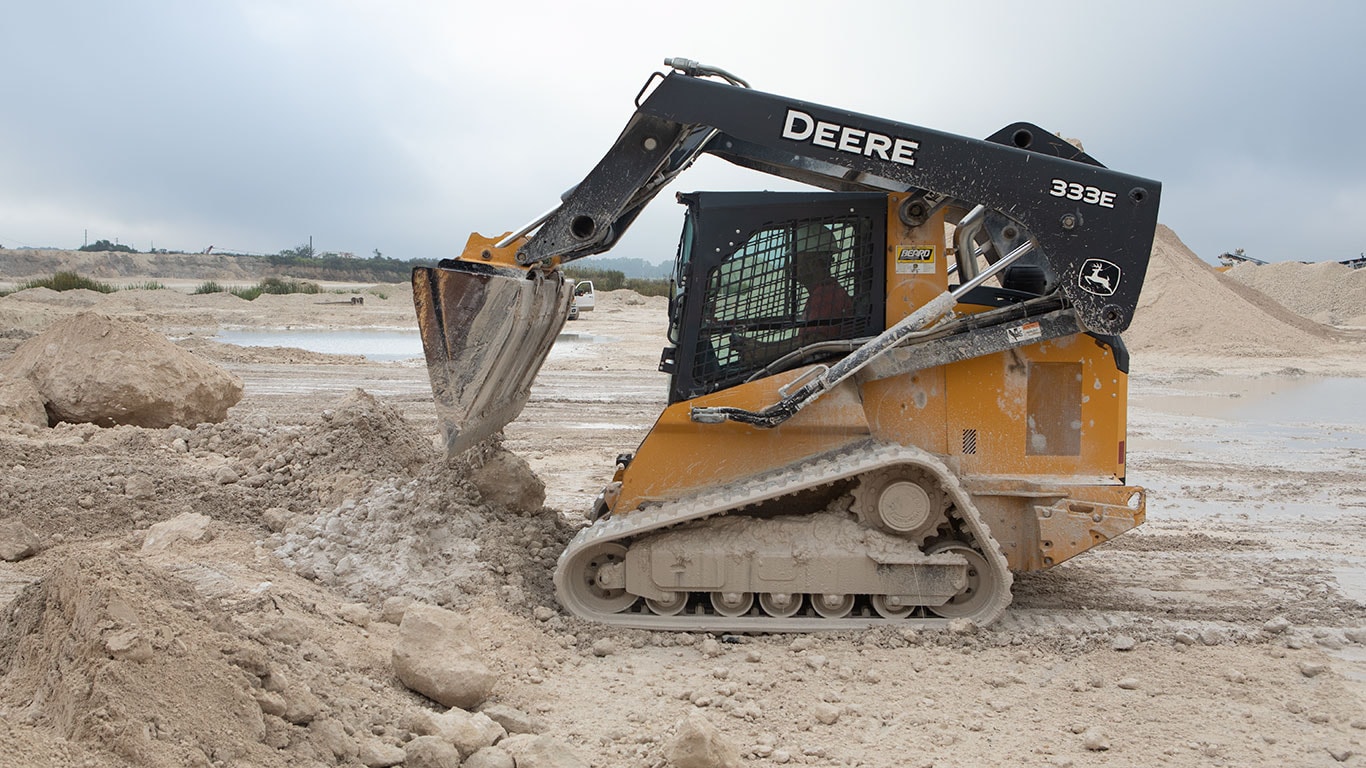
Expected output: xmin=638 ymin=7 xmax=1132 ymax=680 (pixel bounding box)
xmin=691 ymin=214 xmax=876 ymax=392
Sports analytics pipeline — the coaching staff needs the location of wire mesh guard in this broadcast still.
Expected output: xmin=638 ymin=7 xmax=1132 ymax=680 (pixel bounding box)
xmin=692 ymin=215 xmax=877 ymax=392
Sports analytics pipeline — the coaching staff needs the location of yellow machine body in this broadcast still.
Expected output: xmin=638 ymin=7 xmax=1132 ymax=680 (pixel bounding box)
xmin=606 ymin=198 xmax=1142 ymax=577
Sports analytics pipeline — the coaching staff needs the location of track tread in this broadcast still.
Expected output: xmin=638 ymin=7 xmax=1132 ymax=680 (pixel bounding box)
xmin=554 ymin=440 xmax=1013 ymax=631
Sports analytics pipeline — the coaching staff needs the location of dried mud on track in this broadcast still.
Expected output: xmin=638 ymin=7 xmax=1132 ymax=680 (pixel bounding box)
xmin=1 ymin=250 xmax=1365 ymax=767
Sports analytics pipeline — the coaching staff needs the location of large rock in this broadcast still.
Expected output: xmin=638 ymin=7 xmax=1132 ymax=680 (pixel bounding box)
xmin=0 ymin=312 xmax=242 ymax=427
xmin=0 ymin=517 xmax=41 ymax=561
xmin=392 ymin=604 xmax=498 ymax=709
xmin=497 ymin=734 xmax=589 ymax=768
xmin=470 ymin=443 xmax=545 ymax=512
xmin=0 ymin=375 xmax=47 ymax=427
xmin=141 ymin=512 xmax=213 ymax=553
xmin=402 ymin=736 xmax=462 ymax=768
xmin=357 ymin=738 xmax=406 ymax=768
xmin=478 ymin=702 xmax=548 ymax=734
xmin=665 ymin=711 xmax=742 ymax=768
xmin=464 ymin=746 xmax=516 ymax=768
xmin=409 ymin=708 xmax=506 ymax=757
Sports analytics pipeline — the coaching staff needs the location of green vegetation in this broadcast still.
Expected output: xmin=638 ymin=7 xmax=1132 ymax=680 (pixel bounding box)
xmin=623 ymin=277 xmax=670 ymax=298
xmin=77 ymin=239 xmax=137 ymax=253
xmin=562 ymin=266 xmax=670 ymax=298
xmin=264 ymin=251 xmax=419 ymax=282
xmin=0 ymin=251 xmax=672 ymax=300
xmin=0 ymin=272 xmax=332 ymax=302
xmin=8 ymin=271 xmax=117 ymax=294
xmin=228 ymin=277 xmax=322 ymax=301
xmin=189 ymin=277 xmax=321 ymax=300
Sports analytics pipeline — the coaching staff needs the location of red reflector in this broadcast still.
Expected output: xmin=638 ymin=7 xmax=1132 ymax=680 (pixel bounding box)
xmin=1118 ymin=440 xmax=1126 ymax=465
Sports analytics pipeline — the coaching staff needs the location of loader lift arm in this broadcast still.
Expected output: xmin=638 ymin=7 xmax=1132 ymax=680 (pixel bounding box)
xmin=516 ymin=63 xmax=1160 ymax=336
xmin=414 ymin=59 xmax=1160 ymax=453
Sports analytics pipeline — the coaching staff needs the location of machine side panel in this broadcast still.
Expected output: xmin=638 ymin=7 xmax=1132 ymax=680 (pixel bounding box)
xmin=613 ymin=370 xmax=871 ymax=513
xmin=944 ymin=335 xmax=1127 ymax=481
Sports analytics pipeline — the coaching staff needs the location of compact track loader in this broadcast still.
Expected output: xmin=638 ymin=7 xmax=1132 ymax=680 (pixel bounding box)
xmin=413 ymin=59 xmax=1161 ymax=629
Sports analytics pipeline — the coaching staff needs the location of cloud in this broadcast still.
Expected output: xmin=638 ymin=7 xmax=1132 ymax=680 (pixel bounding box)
xmin=0 ymin=0 xmax=1361 ymax=265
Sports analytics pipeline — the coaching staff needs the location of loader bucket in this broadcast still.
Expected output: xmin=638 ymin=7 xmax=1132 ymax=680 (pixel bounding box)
xmin=413 ymin=260 xmax=571 ymax=455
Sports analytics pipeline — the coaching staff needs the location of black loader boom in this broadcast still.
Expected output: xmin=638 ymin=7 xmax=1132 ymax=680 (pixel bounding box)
xmin=413 ymin=59 xmax=1161 ymax=454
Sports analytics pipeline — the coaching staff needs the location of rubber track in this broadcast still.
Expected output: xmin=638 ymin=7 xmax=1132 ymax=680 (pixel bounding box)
xmin=553 ymin=441 xmax=1014 ymax=631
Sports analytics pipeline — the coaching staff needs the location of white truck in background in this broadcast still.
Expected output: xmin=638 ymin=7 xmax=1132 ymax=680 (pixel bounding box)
xmin=568 ymin=280 xmax=595 ymax=320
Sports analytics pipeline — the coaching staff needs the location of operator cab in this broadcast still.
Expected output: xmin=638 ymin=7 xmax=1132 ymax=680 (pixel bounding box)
xmin=660 ymin=191 xmax=887 ymax=403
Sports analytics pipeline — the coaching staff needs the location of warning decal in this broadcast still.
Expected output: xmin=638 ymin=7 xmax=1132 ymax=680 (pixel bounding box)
xmin=896 ymin=245 xmax=936 ymax=274
xmin=1006 ymin=321 xmax=1043 ymax=344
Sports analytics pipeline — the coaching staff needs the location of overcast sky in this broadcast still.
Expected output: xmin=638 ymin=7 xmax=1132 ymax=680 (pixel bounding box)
xmin=1 ymin=1 xmax=1361 ymax=265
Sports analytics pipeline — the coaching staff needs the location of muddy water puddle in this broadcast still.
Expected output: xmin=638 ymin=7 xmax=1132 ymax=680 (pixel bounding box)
xmin=1131 ymin=374 xmax=1366 ymax=485
xmin=215 ymin=327 xmax=614 ymax=362
xmin=1130 ymin=374 xmax=1366 ymax=608
xmin=1134 ymin=373 xmax=1366 ymax=427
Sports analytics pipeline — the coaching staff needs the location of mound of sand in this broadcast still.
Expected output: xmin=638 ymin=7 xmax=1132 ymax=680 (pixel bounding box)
xmin=593 ymin=288 xmax=668 ymax=312
xmin=1125 ymin=225 xmax=1340 ymax=357
xmin=1225 ymin=260 xmax=1366 ymax=327
xmin=0 ymin=248 xmax=266 ymax=282
xmin=0 ymin=554 xmax=272 ymax=767
xmin=267 ymin=396 xmax=565 ymax=609
xmin=0 ymin=385 xmax=576 ymax=765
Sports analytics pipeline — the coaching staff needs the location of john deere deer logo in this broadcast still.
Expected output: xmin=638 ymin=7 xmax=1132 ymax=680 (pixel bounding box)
xmin=1078 ymin=259 xmax=1121 ymax=296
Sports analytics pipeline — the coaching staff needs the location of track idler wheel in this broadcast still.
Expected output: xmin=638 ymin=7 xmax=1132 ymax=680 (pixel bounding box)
xmin=924 ymin=541 xmax=998 ymax=619
xmin=571 ymin=543 xmax=636 ymax=614
xmin=645 ymin=592 xmax=687 ymax=616
xmin=870 ymin=594 xmax=914 ymax=619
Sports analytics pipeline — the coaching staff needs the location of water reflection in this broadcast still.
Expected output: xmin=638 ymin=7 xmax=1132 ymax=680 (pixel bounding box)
xmin=215 ymin=329 xmax=424 ymax=361
xmin=1134 ymin=374 xmax=1366 ymax=426
xmin=214 ymin=328 xmax=611 ymax=362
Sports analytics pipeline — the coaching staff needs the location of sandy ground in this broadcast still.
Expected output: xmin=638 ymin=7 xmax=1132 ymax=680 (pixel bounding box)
xmin=2 ymin=244 xmax=1366 ymax=767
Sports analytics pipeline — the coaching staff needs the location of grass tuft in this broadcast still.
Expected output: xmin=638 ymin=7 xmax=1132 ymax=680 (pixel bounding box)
xmin=223 ymin=277 xmax=322 ymax=301
xmin=13 ymin=271 xmax=117 ymax=293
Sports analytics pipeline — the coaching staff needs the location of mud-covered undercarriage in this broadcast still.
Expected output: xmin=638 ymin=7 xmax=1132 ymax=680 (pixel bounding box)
xmin=554 ymin=443 xmax=1014 ymax=631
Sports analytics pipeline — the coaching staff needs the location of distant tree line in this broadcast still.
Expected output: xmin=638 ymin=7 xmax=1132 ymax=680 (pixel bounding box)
xmin=61 ymin=239 xmax=672 ymax=291
xmin=562 ymin=266 xmax=670 ymax=297
xmin=77 ymin=239 xmax=137 ymax=253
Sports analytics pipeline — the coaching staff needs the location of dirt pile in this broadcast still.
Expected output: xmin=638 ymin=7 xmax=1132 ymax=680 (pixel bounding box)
xmin=0 ymin=312 xmax=242 ymax=428
xmin=0 ymin=382 xmax=567 ymax=610
xmin=0 ymin=248 xmax=268 ymax=281
xmin=1126 ymin=225 xmax=1341 ymax=357
xmin=0 ymin=553 xmax=272 ymax=767
xmin=267 ymin=403 xmax=567 ymax=611
xmin=0 ymin=377 xmax=45 ymax=427
xmin=0 ymin=540 xmax=573 ymax=768
xmin=0 ymin=282 xmax=419 ymax=353
xmin=592 ymin=288 xmax=669 ymax=313
xmin=1226 ymin=260 xmax=1366 ymax=327
xmin=0 ymin=386 xmax=585 ymax=767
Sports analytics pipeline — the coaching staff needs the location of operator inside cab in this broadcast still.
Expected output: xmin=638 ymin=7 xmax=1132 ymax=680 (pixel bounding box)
xmin=668 ymin=191 xmax=886 ymax=404
xmin=732 ymin=223 xmax=855 ymax=363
